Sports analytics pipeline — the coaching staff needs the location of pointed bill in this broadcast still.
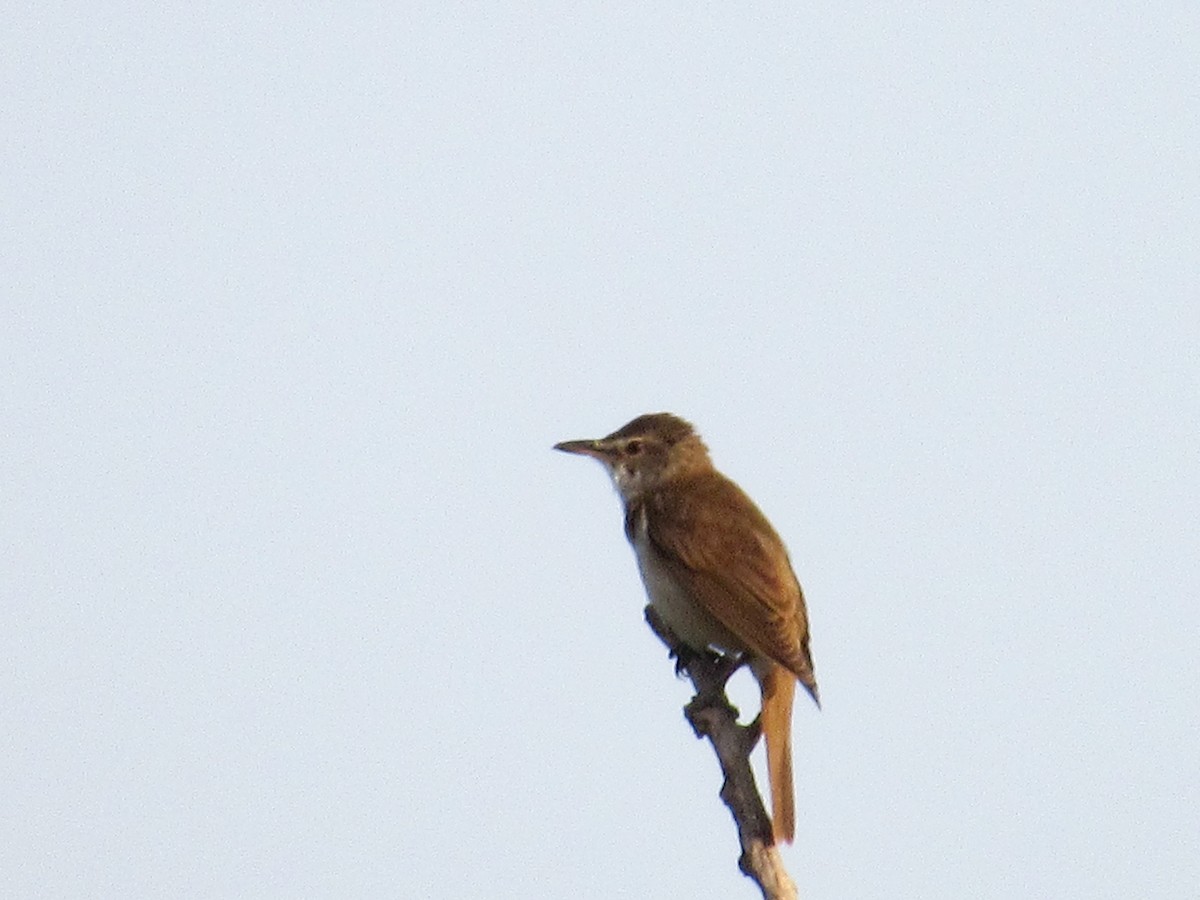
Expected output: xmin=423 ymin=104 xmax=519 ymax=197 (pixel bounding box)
xmin=553 ymin=439 xmax=608 ymax=459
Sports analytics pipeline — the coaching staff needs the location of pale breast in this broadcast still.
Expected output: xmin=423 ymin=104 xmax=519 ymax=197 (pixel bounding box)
xmin=629 ymin=509 xmax=744 ymax=655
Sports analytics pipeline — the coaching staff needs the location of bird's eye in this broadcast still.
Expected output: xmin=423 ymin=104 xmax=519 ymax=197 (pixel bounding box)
xmin=625 ymin=439 xmax=643 ymax=455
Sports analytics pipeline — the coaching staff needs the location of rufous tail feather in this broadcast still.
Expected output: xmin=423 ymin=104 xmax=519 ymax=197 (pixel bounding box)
xmin=758 ymin=663 xmax=796 ymax=844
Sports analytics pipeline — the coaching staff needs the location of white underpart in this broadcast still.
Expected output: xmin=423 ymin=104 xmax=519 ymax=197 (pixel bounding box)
xmin=628 ymin=505 xmax=743 ymax=655
xmin=609 ymin=461 xmax=642 ymax=501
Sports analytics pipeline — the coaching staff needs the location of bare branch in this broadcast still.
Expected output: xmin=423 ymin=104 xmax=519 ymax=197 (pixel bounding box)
xmin=644 ymin=606 xmax=800 ymax=900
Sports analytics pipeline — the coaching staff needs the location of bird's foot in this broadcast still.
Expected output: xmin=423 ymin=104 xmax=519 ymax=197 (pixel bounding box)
xmin=669 ymin=644 xmax=720 ymax=678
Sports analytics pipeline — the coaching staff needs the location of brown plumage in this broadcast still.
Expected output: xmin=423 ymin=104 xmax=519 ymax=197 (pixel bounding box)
xmin=555 ymin=413 xmax=818 ymax=844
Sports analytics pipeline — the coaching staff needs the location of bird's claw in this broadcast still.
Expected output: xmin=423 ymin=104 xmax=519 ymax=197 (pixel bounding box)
xmin=670 ymin=645 xmax=698 ymax=677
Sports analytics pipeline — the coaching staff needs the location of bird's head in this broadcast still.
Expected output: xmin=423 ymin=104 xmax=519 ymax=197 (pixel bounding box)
xmin=554 ymin=412 xmax=712 ymax=501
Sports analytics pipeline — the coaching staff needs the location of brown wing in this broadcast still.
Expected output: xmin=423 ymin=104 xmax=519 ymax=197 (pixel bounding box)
xmin=643 ymin=472 xmax=816 ymax=690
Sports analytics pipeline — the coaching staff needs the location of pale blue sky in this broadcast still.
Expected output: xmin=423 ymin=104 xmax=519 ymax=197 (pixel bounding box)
xmin=3 ymin=5 xmax=1198 ymax=899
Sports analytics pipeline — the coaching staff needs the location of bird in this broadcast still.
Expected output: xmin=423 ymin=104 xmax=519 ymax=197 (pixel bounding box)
xmin=554 ymin=412 xmax=818 ymax=844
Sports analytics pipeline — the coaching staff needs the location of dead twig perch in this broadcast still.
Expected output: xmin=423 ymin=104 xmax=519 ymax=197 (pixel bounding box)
xmin=644 ymin=606 xmax=799 ymax=900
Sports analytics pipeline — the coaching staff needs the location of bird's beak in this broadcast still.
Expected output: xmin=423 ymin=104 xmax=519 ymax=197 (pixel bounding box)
xmin=553 ymin=438 xmax=609 ymax=460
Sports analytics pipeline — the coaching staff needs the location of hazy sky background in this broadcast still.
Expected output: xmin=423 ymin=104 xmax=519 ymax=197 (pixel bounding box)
xmin=3 ymin=5 xmax=1197 ymax=899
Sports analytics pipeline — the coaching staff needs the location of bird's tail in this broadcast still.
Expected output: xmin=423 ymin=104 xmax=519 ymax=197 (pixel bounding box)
xmin=758 ymin=662 xmax=796 ymax=844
